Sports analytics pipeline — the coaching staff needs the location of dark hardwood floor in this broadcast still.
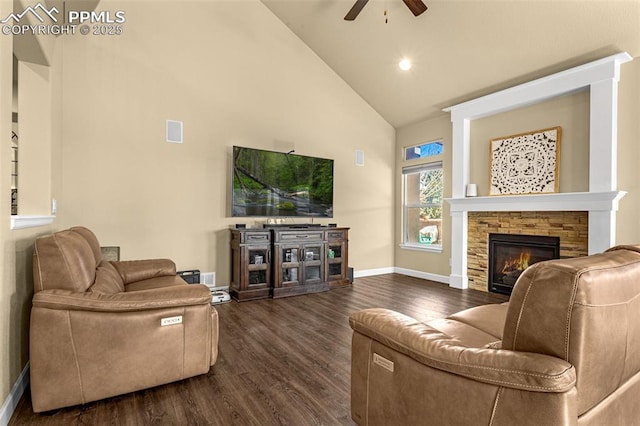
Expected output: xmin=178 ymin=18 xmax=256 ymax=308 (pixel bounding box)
xmin=10 ymin=274 xmax=508 ymax=425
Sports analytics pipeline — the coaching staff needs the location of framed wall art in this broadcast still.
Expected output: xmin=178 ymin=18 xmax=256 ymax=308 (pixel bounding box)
xmin=489 ymin=126 xmax=561 ymax=196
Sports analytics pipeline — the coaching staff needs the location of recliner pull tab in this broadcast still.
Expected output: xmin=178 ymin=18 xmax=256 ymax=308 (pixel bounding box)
xmin=373 ymin=353 xmax=394 ymax=372
xmin=161 ymin=316 xmax=183 ymax=326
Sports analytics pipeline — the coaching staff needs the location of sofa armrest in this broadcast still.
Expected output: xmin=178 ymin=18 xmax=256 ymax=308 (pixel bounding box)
xmin=32 ymin=284 xmax=211 ymax=312
xmin=111 ymin=259 xmax=176 ymax=284
xmin=349 ymin=308 xmax=576 ymax=393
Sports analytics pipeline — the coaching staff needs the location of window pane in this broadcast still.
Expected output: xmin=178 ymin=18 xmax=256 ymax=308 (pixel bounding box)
xmin=403 ymin=159 xmax=443 ymax=247
xmin=419 ymin=168 xmax=443 ymax=209
xmin=405 ymin=207 xmax=441 ymax=245
xmin=405 ymin=141 xmax=443 ymax=161
xmin=404 ymin=172 xmax=421 ymax=204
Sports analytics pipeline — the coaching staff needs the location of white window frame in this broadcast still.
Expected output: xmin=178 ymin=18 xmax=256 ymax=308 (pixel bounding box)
xmin=400 ymin=160 xmax=444 ymax=253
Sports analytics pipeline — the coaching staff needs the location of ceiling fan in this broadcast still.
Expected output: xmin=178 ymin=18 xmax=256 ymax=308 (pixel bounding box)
xmin=344 ymin=0 xmax=428 ymax=21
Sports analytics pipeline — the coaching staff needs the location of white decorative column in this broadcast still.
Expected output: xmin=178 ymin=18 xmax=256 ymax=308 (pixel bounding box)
xmin=443 ymin=52 xmax=633 ymax=290
xmin=589 ymin=75 xmax=622 ymax=253
xmin=449 ymin=117 xmax=470 ymax=289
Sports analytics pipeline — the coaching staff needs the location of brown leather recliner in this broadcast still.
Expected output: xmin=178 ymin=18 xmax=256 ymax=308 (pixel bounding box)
xmin=30 ymin=226 xmax=218 ymax=413
xmin=350 ymin=245 xmax=640 ymax=425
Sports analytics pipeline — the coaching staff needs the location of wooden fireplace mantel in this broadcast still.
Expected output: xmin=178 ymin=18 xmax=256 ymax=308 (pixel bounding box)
xmin=443 ymin=52 xmax=633 ymax=290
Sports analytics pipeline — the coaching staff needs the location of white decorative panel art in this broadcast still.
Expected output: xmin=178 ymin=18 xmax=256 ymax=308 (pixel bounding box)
xmin=490 ymin=127 xmax=561 ymax=195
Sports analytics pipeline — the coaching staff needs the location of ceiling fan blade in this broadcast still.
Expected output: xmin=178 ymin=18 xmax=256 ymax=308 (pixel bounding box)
xmin=402 ymin=0 xmax=428 ymax=16
xmin=344 ymin=0 xmax=369 ymax=21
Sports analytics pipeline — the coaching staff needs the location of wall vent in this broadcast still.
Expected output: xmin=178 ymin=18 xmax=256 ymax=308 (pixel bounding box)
xmin=166 ymin=120 xmax=183 ymax=143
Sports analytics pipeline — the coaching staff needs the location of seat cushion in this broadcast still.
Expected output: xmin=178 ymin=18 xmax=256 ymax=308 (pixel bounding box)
xmin=427 ymin=303 xmax=508 ymax=349
xmin=427 ymin=318 xmax=501 ymax=348
xmin=90 ymin=261 xmax=125 ymax=294
xmin=125 ymin=275 xmax=188 ymax=292
xmin=448 ymin=302 xmax=509 ymax=340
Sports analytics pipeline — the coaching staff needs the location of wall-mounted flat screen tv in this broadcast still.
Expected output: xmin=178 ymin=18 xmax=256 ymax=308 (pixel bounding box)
xmin=232 ymin=146 xmax=334 ymax=217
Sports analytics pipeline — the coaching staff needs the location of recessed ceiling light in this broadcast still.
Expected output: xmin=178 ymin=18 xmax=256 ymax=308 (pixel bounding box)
xmin=399 ymin=59 xmax=412 ymax=71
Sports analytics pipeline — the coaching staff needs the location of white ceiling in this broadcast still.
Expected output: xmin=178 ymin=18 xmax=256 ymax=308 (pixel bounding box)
xmin=261 ymin=0 xmax=640 ymax=128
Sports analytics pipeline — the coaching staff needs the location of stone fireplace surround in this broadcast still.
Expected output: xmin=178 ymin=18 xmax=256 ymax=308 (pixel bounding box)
xmin=444 ymin=52 xmax=632 ymax=290
xmin=467 ymin=211 xmax=587 ymax=292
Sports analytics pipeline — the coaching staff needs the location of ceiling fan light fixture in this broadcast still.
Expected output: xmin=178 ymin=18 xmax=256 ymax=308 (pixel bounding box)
xmin=399 ymin=59 xmax=412 ymax=71
xmin=344 ymin=0 xmax=427 ymax=21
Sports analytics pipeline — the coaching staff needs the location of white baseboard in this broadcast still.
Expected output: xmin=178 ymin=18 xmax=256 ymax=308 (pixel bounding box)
xmin=393 ymin=267 xmax=450 ymax=285
xmin=353 ymin=267 xmax=395 ymax=278
xmin=353 ymin=267 xmax=450 ymax=285
xmin=0 ymin=362 xmax=29 ymax=426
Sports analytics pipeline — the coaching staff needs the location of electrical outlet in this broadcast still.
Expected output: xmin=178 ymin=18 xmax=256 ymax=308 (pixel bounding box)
xmin=51 ymin=199 xmax=57 ymax=215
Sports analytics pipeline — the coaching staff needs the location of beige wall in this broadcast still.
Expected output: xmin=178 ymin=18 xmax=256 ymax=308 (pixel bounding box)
xmin=616 ymin=60 xmax=640 ymax=244
xmin=469 ymin=91 xmax=590 ymax=196
xmin=395 ymin=61 xmax=639 ymax=279
xmin=56 ymin=0 xmax=395 ymax=284
xmin=0 ymin=3 xmax=61 ymax=410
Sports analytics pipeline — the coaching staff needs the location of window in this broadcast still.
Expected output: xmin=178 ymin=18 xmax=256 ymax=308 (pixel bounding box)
xmin=404 ymin=141 xmax=443 ymax=161
xmin=402 ymin=161 xmax=443 ymax=249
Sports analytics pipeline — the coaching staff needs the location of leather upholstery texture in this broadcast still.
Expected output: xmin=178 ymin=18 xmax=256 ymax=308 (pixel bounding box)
xmin=30 ymin=227 xmax=219 ymax=413
xmin=350 ymin=246 xmax=640 ymax=425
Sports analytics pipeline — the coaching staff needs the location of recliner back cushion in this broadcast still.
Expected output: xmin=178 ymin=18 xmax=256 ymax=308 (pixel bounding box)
xmin=502 ymin=246 xmax=640 ymax=415
xmin=69 ymin=226 xmax=102 ymax=265
xmin=33 ymin=230 xmax=99 ymax=293
xmin=90 ymin=260 xmax=125 ymax=294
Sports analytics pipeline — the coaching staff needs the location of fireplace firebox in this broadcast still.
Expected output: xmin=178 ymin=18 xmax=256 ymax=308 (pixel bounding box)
xmin=488 ymin=233 xmax=560 ymax=295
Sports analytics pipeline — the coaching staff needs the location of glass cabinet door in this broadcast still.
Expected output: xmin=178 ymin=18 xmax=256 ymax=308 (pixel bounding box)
xmin=248 ymin=248 xmax=268 ymax=266
xmin=328 ymin=262 xmax=343 ymax=277
xmin=302 ymin=244 xmax=323 ymax=284
xmin=280 ymin=246 xmax=301 ymax=286
xmin=326 ymin=242 xmax=346 ymax=281
xmin=327 ymin=244 xmax=342 ymax=259
xmin=248 ymin=269 xmax=267 ymax=285
xmin=247 ymin=246 xmax=269 ymax=287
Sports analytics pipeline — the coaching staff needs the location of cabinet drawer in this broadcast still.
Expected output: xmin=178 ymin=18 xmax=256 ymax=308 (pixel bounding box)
xmin=243 ymin=232 xmax=271 ymax=243
xmin=277 ymin=231 xmax=324 ymax=242
xmin=326 ymin=230 xmax=346 ymax=241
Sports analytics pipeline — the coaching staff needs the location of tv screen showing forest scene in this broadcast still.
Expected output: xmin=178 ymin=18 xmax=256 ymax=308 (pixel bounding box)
xmin=232 ymin=146 xmax=334 ymax=217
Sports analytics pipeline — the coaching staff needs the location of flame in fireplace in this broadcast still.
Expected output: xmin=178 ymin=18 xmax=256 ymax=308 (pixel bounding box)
xmin=502 ymin=251 xmax=531 ymax=274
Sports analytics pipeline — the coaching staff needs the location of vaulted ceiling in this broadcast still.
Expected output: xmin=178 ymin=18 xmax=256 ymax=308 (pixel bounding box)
xmin=262 ymin=0 xmax=640 ymax=128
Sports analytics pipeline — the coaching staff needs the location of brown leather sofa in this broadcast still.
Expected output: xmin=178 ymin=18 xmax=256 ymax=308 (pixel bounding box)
xmin=30 ymin=226 xmax=218 ymax=413
xmin=350 ymin=245 xmax=640 ymax=425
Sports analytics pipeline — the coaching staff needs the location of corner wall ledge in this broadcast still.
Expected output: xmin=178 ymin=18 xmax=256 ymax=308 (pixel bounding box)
xmin=11 ymin=215 xmax=55 ymax=230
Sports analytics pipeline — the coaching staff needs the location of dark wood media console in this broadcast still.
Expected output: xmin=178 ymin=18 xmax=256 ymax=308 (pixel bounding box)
xmin=230 ymin=226 xmax=350 ymax=301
